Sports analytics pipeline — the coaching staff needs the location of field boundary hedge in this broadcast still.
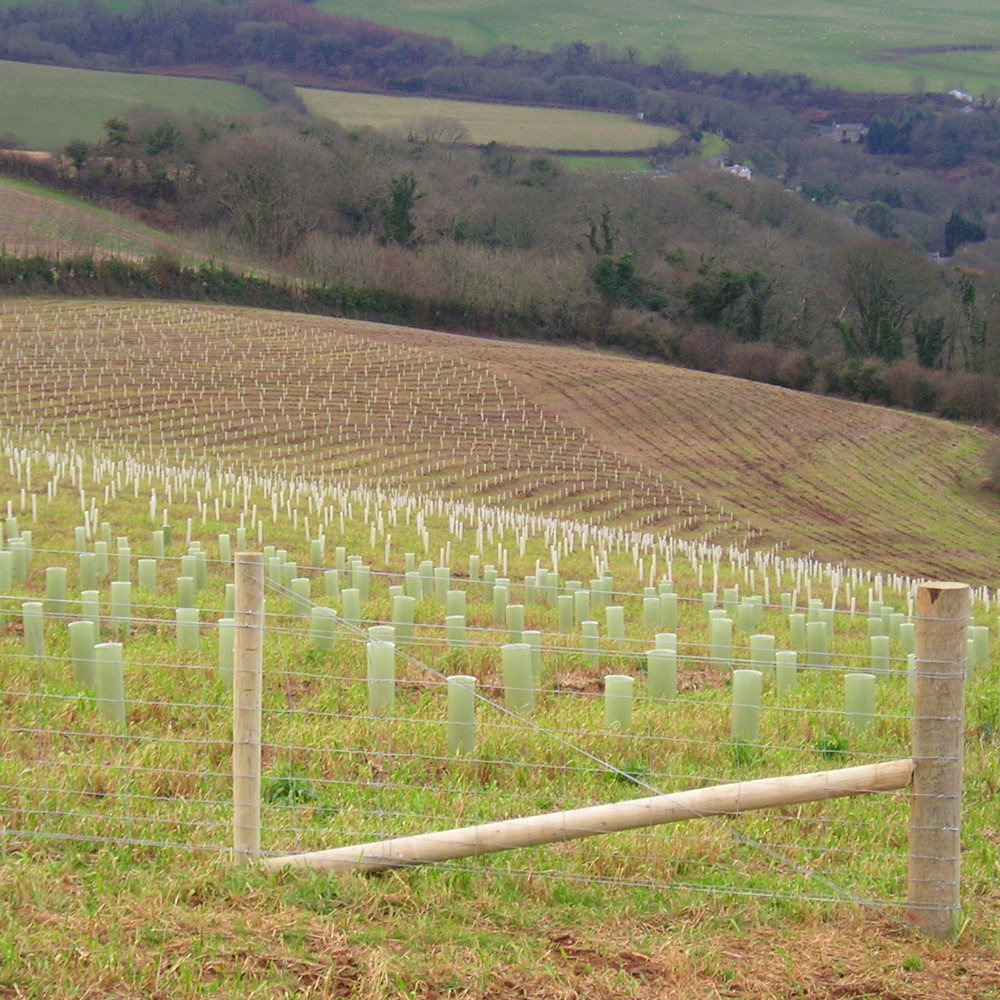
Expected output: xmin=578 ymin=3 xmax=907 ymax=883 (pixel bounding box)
xmin=1 ymin=248 xmax=997 ymax=428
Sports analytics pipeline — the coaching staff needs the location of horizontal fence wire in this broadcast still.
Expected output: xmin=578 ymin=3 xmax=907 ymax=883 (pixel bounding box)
xmin=0 ymin=509 xmax=990 ymax=923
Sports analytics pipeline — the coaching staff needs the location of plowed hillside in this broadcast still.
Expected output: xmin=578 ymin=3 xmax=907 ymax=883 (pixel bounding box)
xmin=402 ymin=331 xmax=998 ymax=583
xmin=0 ymin=177 xmax=220 ymax=261
xmin=0 ymin=299 xmax=995 ymax=583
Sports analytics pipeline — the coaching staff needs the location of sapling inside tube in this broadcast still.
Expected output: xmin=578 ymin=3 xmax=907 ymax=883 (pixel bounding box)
xmin=731 ymin=669 xmax=762 ymax=743
xmin=68 ymin=619 xmax=97 ymax=689
xmin=501 ymin=642 xmax=534 ymax=714
xmin=95 ymin=641 xmax=126 ymax=728
xmin=447 ymin=675 xmax=476 ymax=757
xmin=604 ymin=674 xmax=633 ymax=731
xmin=366 ymin=639 xmax=395 ymax=714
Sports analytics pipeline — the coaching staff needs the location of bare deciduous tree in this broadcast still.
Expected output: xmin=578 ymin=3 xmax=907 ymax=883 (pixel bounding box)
xmin=198 ymin=128 xmax=334 ymax=257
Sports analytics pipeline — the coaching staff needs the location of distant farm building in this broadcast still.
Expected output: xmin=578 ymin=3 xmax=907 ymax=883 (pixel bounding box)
xmin=706 ymin=157 xmax=753 ymax=179
xmin=819 ymin=122 xmax=869 ymax=143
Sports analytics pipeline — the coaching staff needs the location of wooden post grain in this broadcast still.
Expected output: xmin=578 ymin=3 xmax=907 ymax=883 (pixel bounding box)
xmin=261 ymin=758 xmax=914 ymax=873
xmin=233 ymin=552 xmax=264 ymax=865
xmin=908 ymin=581 xmax=969 ymax=938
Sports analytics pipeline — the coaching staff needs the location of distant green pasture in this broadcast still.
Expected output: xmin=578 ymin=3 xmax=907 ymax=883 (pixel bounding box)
xmin=310 ymin=0 xmax=1000 ymax=95
xmin=297 ymin=89 xmax=677 ymax=150
xmin=698 ymin=134 xmax=728 ymax=160
xmin=557 ymin=154 xmax=651 ymax=172
xmin=0 ymin=60 xmax=268 ymax=150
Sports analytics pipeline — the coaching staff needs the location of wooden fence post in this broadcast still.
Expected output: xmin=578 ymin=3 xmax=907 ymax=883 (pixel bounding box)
xmin=908 ymin=581 xmax=969 ymax=938
xmin=233 ymin=552 xmax=264 ymax=865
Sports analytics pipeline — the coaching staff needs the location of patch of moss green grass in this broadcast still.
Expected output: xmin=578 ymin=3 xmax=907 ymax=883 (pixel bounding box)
xmin=0 ymin=59 xmax=267 ymax=150
xmin=698 ymin=133 xmax=729 ymax=161
xmin=556 ymin=155 xmax=652 ymax=173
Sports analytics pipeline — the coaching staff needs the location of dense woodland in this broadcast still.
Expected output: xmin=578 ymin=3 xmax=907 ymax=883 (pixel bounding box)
xmin=1 ymin=0 xmax=1000 ymax=425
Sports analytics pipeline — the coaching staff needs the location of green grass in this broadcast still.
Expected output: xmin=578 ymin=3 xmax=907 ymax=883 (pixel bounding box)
xmin=0 ymin=178 xmax=287 ymax=275
xmin=0 ymin=462 xmax=997 ymax=995
xmin=0 ymin=59 xmax=268 ymax=150
xmin=307 ymin=0 xmax=1000 ymax=95
xmin=297 ymin=88 xmax=678 ymax=150
xmin=557 ymin=154 xmax=653 ymax=172
xmin=1 ymin=467 xmax=993 ymax=893
xmin=698 ymin=133 xmax=729 ymax=160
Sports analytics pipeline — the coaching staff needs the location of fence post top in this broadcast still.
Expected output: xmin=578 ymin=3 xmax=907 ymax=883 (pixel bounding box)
xmin=915 ymin=582 xmax=969 ymax=619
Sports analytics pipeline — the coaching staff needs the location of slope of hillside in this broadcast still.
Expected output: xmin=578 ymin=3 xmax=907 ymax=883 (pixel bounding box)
xmin=0 ymin=177 xmax=190 ymax=259
xmin=309 ymin=0 xmax=1000 ymax=94
xmin=413 ymin=334 xmax=999 ymax=583
xmin=297 ymin=88 xmax=678 ymax=150
xmin=0 ymin=177 xmax=270 ymax=268
xmin=0 ymin=299 xmax=994 ymax=585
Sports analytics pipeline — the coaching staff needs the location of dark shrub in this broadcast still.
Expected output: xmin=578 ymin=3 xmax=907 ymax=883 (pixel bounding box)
xmin=678 ymin=327 xmax=729 ymax=372
xmin=724 ymin=341 xmax=783 ymax=384
xmin=882 ymin=360 xmax=940 ymax=413
xmin=937 ymin=373 xmax=1000 ymax=423
xmin=984 ymin=439 xmax=1000 ymax=493
xmin=774 ymin=349 xmax=817 ymax=391
xmin=841 ymin=360 xmax=890 ymax=404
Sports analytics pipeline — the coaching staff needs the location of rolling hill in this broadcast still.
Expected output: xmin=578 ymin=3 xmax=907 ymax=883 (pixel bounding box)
xmin=0 ymin=295 xmax=996 ymax=999
xmin=0 ymin=176 xmax=198 ymax=259
xmin=307 ymin=0 xmax=1000 ymax=94
xmin=0 ymin=176 xmax=279 ymax=273
xmin=1 ymin=297 xmax=994 ymax=585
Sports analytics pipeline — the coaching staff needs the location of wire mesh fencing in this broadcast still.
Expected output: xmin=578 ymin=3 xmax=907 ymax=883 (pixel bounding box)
xmin=3 ymin=533 xmax=990 ymax=933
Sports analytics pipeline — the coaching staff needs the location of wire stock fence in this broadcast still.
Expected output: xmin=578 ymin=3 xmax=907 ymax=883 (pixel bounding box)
xmin=0 ymin=545 xmax=984 ymax=938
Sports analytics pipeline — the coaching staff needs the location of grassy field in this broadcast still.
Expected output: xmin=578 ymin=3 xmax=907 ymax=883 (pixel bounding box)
xmin=698 ymin=132 xmax=729 ymax=160
xmin=0 ymin=299 xmax=997 ymax=998
xmin=0 ymin=178 xmax=287 ymax=275
xmin=297 ymin=88 xmax=678 ymax=151
xmin=0 ymin=176 xmax=204 ymax=259
xmin=308 ymin=0 xmax=1000 ymax=95
xmin=557 ymin=154 xmax=653 ymax=172
xmin=0 ymin=0 xmax=996 ymax=98
xmin=0 ymin=59 xmax=268 ymax=150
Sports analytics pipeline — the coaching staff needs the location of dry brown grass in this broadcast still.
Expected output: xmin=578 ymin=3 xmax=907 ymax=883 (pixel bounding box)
xmin=3 ymin=853 xmax=998 ymax=998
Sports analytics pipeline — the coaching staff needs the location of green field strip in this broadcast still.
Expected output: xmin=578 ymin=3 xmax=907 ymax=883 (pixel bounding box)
xmin=0 ymin=59 xmax=268 ymax=150
xmin=309 ymin=0 xmax=1000 ymax=94
xmin=297 ymin=88 xmax=678 ymax=150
